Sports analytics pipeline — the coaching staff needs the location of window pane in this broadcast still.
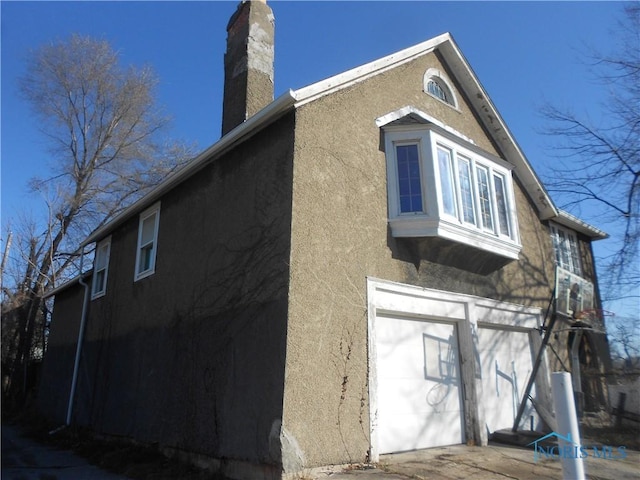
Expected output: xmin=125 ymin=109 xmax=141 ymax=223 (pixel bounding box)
xmin=437 ymin=147 xmax=457 ymax=217
xmin=139 ymin=244 xmax=153 ymax=272
xmin=567 ymin=233 xmax=582 ymax=275
xmin=476 ymin=166 xmax=493 ymax=231
xmin=141 ymin=213 xmax=156 ymax=245
xmin=494 ymin=173 xmax=510 ymax=236
xmin=94 ymin=270 xmax=105 ymax=293
xmin=95 ymin=243 xmax=109 ymax=270
xmin=396 ymin=144 xmax=423 ymax=213
xmin=557 ymin=229 xmax=570 ymax=269
xmin=457 ymin=158 xmax=475 ymax=224
xmin=550 ymin=226 xmax=561 ymax=265
xmin=427 ymin=80 xmax=449 ymax=103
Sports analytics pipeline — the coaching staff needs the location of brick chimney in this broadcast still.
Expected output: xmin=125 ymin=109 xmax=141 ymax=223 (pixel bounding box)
xmin=221 ymin=0 xmax=275 ymax=136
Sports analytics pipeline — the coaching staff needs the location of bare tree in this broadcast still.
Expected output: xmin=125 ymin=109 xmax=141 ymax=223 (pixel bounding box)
xmin=609 ymin=316 xmax=640 ymax=370
xmin=2 ymin=34 xmax=194 ymax=404
xmin=541 ymin=4 xmax=639 ymax=302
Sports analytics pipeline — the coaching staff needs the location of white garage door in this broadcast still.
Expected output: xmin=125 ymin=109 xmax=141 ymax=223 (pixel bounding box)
xmin=375 ymin=314 xmax=465 ymax=454
xmin=477 ymin=326 xmax=535 ymax=433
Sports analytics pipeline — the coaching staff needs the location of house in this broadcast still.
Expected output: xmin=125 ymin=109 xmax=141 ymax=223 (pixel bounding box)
xmin=38 ymin=1 xmax=612 ymax=478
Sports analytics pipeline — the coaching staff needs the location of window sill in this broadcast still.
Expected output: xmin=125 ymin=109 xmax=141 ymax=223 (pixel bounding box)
xmin=134 ymin=269 xmax=155 ymax=282
xmin=389 ymin=215 xmax=521 ymax=260
xmin=91 ymin=291 xmax=106 ymax=301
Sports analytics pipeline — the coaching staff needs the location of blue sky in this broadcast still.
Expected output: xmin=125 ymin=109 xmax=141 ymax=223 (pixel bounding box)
xmin=1 ymin=1 xmax=634 ymax=313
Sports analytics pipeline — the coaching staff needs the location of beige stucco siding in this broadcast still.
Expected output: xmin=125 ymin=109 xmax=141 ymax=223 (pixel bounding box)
xmin=284 ymin=52 xmax=560 ymax=467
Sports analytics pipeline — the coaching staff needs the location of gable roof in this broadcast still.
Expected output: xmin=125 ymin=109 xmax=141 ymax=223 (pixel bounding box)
xmin=82 ymin=32 xmax=603 ymax=247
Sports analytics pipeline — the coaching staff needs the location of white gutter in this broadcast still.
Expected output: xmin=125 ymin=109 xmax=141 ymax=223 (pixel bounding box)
xmin=554 ymin=210 xmax=608 ymax=240
xmin=437 ymin=39 xmax=558 ymax=221
xmin=292 ymin=33 xmax=448 ymax=107
xmin=66 ymin=247 xmax=91 ymax=425
xmin=81 ymin=90 xmax=297 ymax=247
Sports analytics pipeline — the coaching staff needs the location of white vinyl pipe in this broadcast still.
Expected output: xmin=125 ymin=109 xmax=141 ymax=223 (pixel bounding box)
xmin=551 ymin=372 xmax=585 ymax=480
xmin=66 ymin=248 xmax=91 ymax=425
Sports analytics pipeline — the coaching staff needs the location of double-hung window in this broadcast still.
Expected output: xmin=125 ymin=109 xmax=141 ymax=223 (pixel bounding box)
xmin=550 ymin=223 xmax=582 ymax=276
xmin=384 ymin=123 xmax=521 ymax=260
xmin=91 ymin=237 xmax=111 ymax=299
xmin=135 ymin=202 xmax=160 ymax=280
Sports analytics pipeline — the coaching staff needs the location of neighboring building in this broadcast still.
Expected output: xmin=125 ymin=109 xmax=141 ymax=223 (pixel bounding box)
xmin=38 ymin=1 xmax=611 ymax=478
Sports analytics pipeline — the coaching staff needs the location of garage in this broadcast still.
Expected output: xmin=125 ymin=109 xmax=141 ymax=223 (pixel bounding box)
xmin=374 ymin=313 xmax=465 ymax=454
xmin=367 ymin=278 xmax=546 ymax=460
xmin=477 ymin=326 xmax=536 ymax=433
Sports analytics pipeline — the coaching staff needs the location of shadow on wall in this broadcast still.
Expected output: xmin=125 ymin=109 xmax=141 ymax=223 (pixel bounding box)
xmin=387 ymin=222 xmax=557 ymax=310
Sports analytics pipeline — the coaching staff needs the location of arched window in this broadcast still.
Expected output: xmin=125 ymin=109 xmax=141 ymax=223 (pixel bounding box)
xmin=427 ymin=79 xmax=449 ymax=103
xmin=423 ymin=68 xmax=457 ymax=108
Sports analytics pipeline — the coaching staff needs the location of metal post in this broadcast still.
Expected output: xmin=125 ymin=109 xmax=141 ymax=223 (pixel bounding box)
xmin=512 ymin=311 xmax=557 ymax=432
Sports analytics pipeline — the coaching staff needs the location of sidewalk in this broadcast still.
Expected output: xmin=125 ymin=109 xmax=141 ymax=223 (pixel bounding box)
xmin=1 ymin=424 xmax=131 ymax=480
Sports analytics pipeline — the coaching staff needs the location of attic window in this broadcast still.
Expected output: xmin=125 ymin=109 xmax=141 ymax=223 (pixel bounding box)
xmin=427 ymin=80 xmax=449 ymax=103
xmin=423 ymin=68 xmax=457 ymax=108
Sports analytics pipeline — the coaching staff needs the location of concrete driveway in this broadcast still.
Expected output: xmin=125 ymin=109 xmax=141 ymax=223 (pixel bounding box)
xmin=1 ymin=424 xmax=130 ymax=480
xmin=2 ymin=424 xmax=638 ymax=480
xmin=317 ymin=443 xmax=640 ymax=480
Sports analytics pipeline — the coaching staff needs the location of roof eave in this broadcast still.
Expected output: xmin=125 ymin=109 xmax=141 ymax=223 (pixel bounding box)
xmin=554 ymin=210 xmax=609 ymax=240
xmin=436 ymin=38 xmax=558 ymax=221
xmin=43 ymin=270 xmax=92 ymax=299
xmin=81 ymin=90 xmax=297 ymax=247
xmin=292 ymin=33 xmax=452 ymax=107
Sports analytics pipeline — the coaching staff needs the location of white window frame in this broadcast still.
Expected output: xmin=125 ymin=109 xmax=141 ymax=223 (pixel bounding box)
xmin=134 ymin=202 xmax=161 ymax=281
xmin=91 ymin=236 xmax=111 ymax=299
xmin=550 ymin=223 xmax=582 ymax=276
xmin=423 ymin=68 xmax=458 ymax=109
xmin=384 ymin=124 xmax=521 ymax=260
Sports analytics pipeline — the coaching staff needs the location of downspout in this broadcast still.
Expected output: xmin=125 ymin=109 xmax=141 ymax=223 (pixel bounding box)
xmin=66 ymin=246 xmax=91 ymax=426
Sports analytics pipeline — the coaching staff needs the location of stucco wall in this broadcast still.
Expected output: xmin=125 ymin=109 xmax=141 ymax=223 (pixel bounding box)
xmin=46 ymin=115 xmax=295 ymax=469
xmin=284 ymin=51 xmax=564 ymax=467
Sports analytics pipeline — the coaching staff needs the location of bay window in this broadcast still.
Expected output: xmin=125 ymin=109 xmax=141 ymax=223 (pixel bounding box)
xmin=384 ymin=124 xmax=521 ymax=260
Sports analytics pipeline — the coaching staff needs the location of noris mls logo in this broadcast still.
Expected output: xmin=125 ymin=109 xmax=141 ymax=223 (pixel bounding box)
xmin=528 ymin=432 xmax=627 ymax=462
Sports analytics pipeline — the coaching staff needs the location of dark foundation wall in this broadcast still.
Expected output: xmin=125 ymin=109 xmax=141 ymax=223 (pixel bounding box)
xmin=52 ymin=114 xmax=295 ymax=466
